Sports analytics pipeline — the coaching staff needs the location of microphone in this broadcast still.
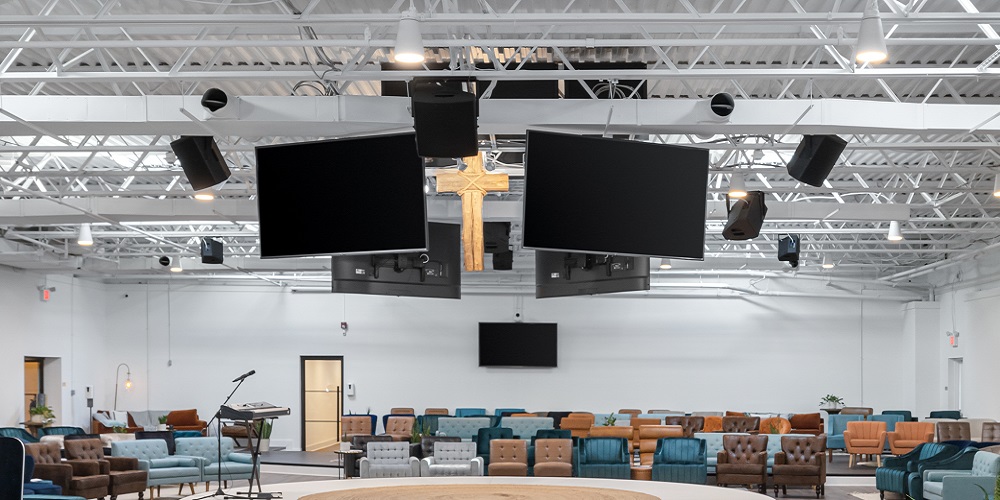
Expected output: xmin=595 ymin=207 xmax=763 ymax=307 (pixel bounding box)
xmin=232 ymin=370 xmax=256 ymax=383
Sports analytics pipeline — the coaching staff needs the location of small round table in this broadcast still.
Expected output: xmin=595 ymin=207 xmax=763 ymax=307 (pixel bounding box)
xmin=334 ymin=449 xmax=363 ymax=479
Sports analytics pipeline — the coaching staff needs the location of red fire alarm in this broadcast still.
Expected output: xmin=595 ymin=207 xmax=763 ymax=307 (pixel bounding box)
xmin=38 ymin=286 xmax=55 ymax=302
xmin=946 ymin=331 xmax=959 ymax=348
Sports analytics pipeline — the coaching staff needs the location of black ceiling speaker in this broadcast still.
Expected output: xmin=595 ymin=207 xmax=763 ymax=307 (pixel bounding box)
xmin=786 ymin=134 xmax=848 ymax=187
xmin=723 ymin=191 xmax=768 ymax=240
xmin=409 ymin=79 xmax=479 ymax=158
xmin=709 ymin=93 xmax=735 ymax=118
xmin=201 ymin=88 xmax=228 ymax=112
xmin=778 ymin=234 xmax=800 ymax=267
xmin=201 ymin=237 xmax=224 ymax=264
xmin=169 ymin=136 xmax=231 ymax=190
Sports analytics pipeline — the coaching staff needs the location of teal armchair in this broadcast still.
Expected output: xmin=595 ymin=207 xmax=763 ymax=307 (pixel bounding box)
xmin=826 ymin=414 xmax=864 ymax=462
xmin=906 ymin=446 xmax=979 ymax=500
xmin=883 ymin=410 xmax=915 ymax=422
xmin=36 ymin=427 xmax=86 ymax=438
xmin=928 ymin=411 xmax=961 ymax=419
xmin=651 ymin=437 xmax=707 ymax=484
xmin=578 ymin=437 xmax=630 ymax=479
xmin=922 ymin=451 xmax=1000 ymax=500
xmin=0 ymin=427 xmax=39 ymax=443
xmin=455 ymin=408 xmax=487 ymax=417
xmin=876 ymin=442 xmax=957 ymax=498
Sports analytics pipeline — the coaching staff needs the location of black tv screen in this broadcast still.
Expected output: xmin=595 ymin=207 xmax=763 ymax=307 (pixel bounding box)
xmin=522 ymin=130 xmax=708 ymax=259
xmin=479 ymin=322 xmax=557 ymax=368
xmin=535 ymin=251 xmax=649 ymax=298
xmin=331 ymin=223 xmax=461 ymax=299
xmin=255 ymin=133 xmax=427 ymax=258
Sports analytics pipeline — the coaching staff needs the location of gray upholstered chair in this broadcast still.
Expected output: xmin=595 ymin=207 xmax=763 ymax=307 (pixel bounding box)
xmin=419 ymin=441 xmax=483 ymax=476
xmin=358 ymin=442 xmax=419 ymax=478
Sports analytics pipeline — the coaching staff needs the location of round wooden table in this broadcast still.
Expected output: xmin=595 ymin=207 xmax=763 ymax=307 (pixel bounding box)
xmin=630 ymin=465 xmax=652 ymax=481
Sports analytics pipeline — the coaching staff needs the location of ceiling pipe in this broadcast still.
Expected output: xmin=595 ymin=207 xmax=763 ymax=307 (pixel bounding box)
xmin=880 ymin=239 xmax=1000 ymax=282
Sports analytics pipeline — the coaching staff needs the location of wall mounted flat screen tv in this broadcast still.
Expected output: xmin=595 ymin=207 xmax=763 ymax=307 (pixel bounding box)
xmin=331 ymin=222 xmax=461 ymax=299
xmin=479 ymin=322 xmax=557 ymax=368
xmin=522 ymin=130 xmax=708 ymax=259
xmin=535 ymin=250 xmax=649 ymax=298
xmin=255 ymin=133 xmax=427 ymax=258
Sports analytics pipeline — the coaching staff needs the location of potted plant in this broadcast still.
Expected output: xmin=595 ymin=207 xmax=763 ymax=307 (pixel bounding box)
xmin=157 ymin=415 xmax=169 ymax=431
xmin=254 ymin=419 xmax=273 ymax=452
xmin=819 ymin=394 xmax=844 ymax=410
xmin=602 ymin=413 xmax=617 ymax=427
xmin=29 ymin=405 xmax=55 ymax=424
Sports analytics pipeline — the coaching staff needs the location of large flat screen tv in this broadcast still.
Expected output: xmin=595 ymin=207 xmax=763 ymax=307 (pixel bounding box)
xmin=522 ymin=130 xmax=708 ymax=259
xmin=479 ymin=322 xmax=557 ymax=368
xmin=331 ymin=222 xmax=461 ymax=299
xmin=255 ymin=133 xmax=427 ymax=258
xmin=535 ymin=251 xmax=649 ymax=298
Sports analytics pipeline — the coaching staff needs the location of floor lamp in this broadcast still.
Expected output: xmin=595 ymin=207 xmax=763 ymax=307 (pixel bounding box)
xmin=113 ymin=363 xmax=132 ymax=411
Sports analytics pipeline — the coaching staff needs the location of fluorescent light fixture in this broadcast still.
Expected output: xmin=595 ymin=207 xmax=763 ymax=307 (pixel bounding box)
xmin=821 ymin=255 xmax=835 ymax=269
xmin=194 ymin=188 xmax=215 ymax=201
xmin=888 ymin=221 xmax=903 ymax=241
xmin=77 ymin=223 xmax=94 ymax=246
xmin=856 ymin=0 xmax=888 ymax=64
xmin=170 ymin=258 xmax=184 ymax=272
xmin=394 ymin=9 xmax=425 ymax=63
xmin=728 ymin=172 xmax=748 ymax=198
xmin=658 ymin=258 xmax=672 ymax=270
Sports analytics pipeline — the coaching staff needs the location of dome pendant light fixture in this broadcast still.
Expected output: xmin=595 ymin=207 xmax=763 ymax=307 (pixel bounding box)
xmin=394 ymin=7 xmax=425 ymax=63
xmin=77 ymin=223 xmax=94 ymax=246
xmin=170 ymin=258 xmax=184 ymax=273
xmin=856 ymin=0 xmax=888 ymax=64
xmin=728 ymin=172 xmax=748 ymax=198
xmin=658 ymin=258 xmax=672 ymax=270
xmin=887 ymin=221 xmax=904 ymax=242
xmin=194 ymin=188 xmax=215 ymax=201
xmin=992 ymin=174 xmax=1000 ymax=197
xmin=821 ymin=255 xmax=835 ymax=269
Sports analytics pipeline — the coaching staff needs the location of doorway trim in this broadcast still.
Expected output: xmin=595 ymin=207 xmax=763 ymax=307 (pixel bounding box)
xmin=300 ymin=355 xmax=345 ymax=451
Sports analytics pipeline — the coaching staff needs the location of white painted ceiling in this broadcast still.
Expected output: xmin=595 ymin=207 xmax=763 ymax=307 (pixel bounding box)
xmin=0 ymin=0 xmax=998 ymax=290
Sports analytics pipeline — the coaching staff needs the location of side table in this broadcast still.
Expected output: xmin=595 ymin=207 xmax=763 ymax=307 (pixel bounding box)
xmin=630 ymin=465 xmax=652 ymax=481
xmin=333 ymin=449 xmax=363 ymax=479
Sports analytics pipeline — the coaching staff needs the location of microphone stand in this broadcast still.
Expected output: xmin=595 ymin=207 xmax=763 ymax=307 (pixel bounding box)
xmin=193 ymin=376 xmax=248 ymax=500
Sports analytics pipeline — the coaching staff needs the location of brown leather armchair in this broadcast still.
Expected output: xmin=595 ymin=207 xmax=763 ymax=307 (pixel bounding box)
xmin=533 ymin=438 xmax=573 ymax=477
xmin=759 ymin=417 xmax=792 ymax=435
xmin=618 ymin=409 xmax=642 ymax=419
xmin=663 ymin=416 xmax=704 ymax=437
xmin=559 ymin=413 xmax=594 ymax=438
xmin=488 ymin=439 xmax=528 ymax=476
xmin=342 ymin=416 xmax=373 ymax=441
xmin=716 ymin=434 xmax=768 ymax=494
xmin=390 ymin=407 xmax=414 ymax=414
xmin=839 ymin=407 xmax=874 ymax=416
xmin=25 ymin=442 xmax=110 ymax=499
xmin=887 ymin=422 xmax=934 ymax=455
xmin=772 ymin=434 xmax=826 ymax=498
xmin=381 ymin=416 xmax=415 ymax=441
xmin=789 ymin=413 xmax=824 ymax=435
xmin=983 ymin=422 xmax=1000 ymax=442
xmin=936 ymin=421 xmax=971 ymax=442
xmin=587 ymin=426 xmax=632 ymax=439
xmin=630 ymin=418 xmax=661 ymax=451
xmin=843 ymin=421 xmax=886 ymax=467
xmin=424 ymin=408 xmax=450 ymax=416
xmin=638 ymin=425 xmax=683 ymax=465
xmin=722 ymin=415 xmax=761 ymax=434
xmin=703 ymin=416 xmax=723 ymax=432
xmin=64 ymin=438 xmax=147 ymax=500
xmin=165 ymin=409 xmax=208 ymax=435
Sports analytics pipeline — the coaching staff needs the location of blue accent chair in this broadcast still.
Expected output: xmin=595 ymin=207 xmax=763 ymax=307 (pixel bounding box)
xmin=922 ymin=450 xmax=1000 ymax=500
xmin=494 ymin=408 xmax=527 ymax=417
xmin=826 ymin=414 xmax=864 ymax=462
xmin=111 ymin=439 xmax=203 ymax=493
xmin=928 ymin=410 xmax=962 ymax=419
xmin=0 ymin=427 xmax=39 ymax=443
xmin=868 ymin=414 xmax=904 ymax=452
xmin=882 ymin=410 xmax=915 ymax=422
xmin=578 ymin=437 xmax=631 ymax=479
xmin=455 ymin=408 xmax=487 ymax=418
xmin=475 ymin=427 xmax=513 ymax=474
xmin=651 ymin=437 xmax=707 ymax=484
xmin=36 ymin=427 xmax=86 ymax=438
xmin=906 ymin=446 xmax=979 ymax=500
xmin=527 ymin=429 xmax=572 ymax=476
xmin=175 ymin=437 xmax=254 ymax=487
xmin=876 ymin=442 xmax=957 ymax=498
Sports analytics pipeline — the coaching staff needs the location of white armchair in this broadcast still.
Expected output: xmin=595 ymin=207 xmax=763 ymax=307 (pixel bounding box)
xmin=358 ymin=442 xmax=419 ymax=478
xmin=419 ymin=441 xmax=483 ymax=477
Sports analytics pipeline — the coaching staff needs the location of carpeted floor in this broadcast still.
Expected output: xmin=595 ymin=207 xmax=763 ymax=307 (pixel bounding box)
xmin=300 ymin=484 xmax=661 ymax=500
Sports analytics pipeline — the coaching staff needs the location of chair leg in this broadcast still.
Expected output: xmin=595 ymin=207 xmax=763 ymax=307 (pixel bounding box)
xmin=148 ymin=487 xmax=154 ymax=500
xmin=190 ymin=483 xmax=197 ymax=494
xmin=876 ymin=454 xmax=881 ymax=467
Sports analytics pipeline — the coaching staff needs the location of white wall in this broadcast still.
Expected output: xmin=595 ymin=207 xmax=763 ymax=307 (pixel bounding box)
xmin=100 ymin=280 xmax=909 ymax=450
xmin=0 ymin=267 xmax=108 ymax=430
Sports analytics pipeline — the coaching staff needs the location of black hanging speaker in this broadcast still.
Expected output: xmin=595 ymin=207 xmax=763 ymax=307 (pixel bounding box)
xmin=786 ymin=135 xmax=847 ymax=187
xmin=723 ymin=191 xmax=768 ymax=240
xmin=201 ymin=237 xmax=224 ymax=264
xmin=169 ymin=136 xmax=231 ymax=190
xmin=778 ymin=234 xmax=800 ymax=264
xmin=409 ymin=80 xmax=479 ymax=158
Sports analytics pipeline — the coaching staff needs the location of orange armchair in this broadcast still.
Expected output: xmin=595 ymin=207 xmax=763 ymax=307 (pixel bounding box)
xmin=843 ymin=421 xmax=886 ymax=467
xmin=887 ymin=422 xmax=934 ymax=455
xmin=559 ymin=413 xmax=594 ymax=439
xmin=703 ymin=416 xmax=723 ymax=433
xmin=759 ymin=417 xmax=792 ymax=435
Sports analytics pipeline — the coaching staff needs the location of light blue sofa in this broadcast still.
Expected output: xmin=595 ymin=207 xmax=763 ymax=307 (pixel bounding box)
xmin=694 ymin=432 xmax=749 ymax=473
xmin=111 ymin=439 xmax=202 ymax=492
xmin=498 ymin=417 xmax=554 ymax=440
xmin=175 ymin=437 xmax=254 ymax=486
xmin=436 ymin=417 xmax=492 ymax=441
xmin=922 ymin=451 xmax=1000 ymax=500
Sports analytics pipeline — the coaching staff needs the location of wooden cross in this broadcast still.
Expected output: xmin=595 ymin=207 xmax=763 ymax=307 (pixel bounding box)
xmin=435 ymin=153 xmax=509 ymax=271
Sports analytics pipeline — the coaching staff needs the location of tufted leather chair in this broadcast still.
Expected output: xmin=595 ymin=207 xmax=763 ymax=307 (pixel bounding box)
xmin=638 ymin=425 xmax=684 ymax=465
xmin=789 ymin=413 xmax=824 ymax=436
xmin=342 ymin=416 xmax=373 ymax=441
xmin=419 ymin=441 xmax=483 ymax=477
xmin=64 ymin=438 xmax=147 ymax=500
xmin=26 ymin=441 xmax=110 ymax=499
xmin=887 ymin=422 xmax=934 ymax=455
xmin=652 ymin=437 xmax=707 ymax=484
xmin=983 ymin=422 xmax=1000 ymax=443
xmin=759 ymin=417 xmax=792 ymax=435
xmin=381 ymin=416 xmax=415 ymax=441
xmin=559 ymin=413 xmax=595 ymax=439
xmin=662 ymin=416 xmax=704 ymax=438
xmin=424 ymin=408 xmax=450 ymax=416
xmin=716 ymin=434 xmax=769 ymax=494
xmin=487 ymin=439 xmax=528 ymax=476
xmin=587 ymin=425 xmax=632 ymax=439
xmin=350 ymin=435 xmax=393 ymax=458
xmin=358 ymin=442 xmax=419 ymax=478
xmin=418 ymin=435 xmax=460 ymax=459
xmin=772 ymin=434 xmax=826 ymax=497
xmin=722 ymin=416 xmax=760 ymax=434
xmin=843 ymin=421 xmax=887 ymax=467
xmin=532 ymin=438 xmax=573 ymax=477
xmin=936 ymin=421 xmax=971 ymax=442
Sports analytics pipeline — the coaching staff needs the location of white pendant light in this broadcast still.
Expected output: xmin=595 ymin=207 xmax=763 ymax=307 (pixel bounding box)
xmin=394 ymin=8 xmax=425 ymax=63
xmin=658 ymin=258 xmax=672 ymax=270
xmin=194 ymin=188 xmax=215 ymax=201
xmin=821 ymin=255 xmax=835 ymax=269
xmin=77 ymin=223 xmax=94 ymax=246
xmin=888 ymin=221 xmax=904 ymax=242
xmin=856 ymin=0 xmax=888 ymax=64
xmin=992 ymin=174 xmax=1000 ymax=197
xmin=728 ymin=172 xmax=748 ymax=198
xmin=170 ymin=258 xmax=183 ymax=272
